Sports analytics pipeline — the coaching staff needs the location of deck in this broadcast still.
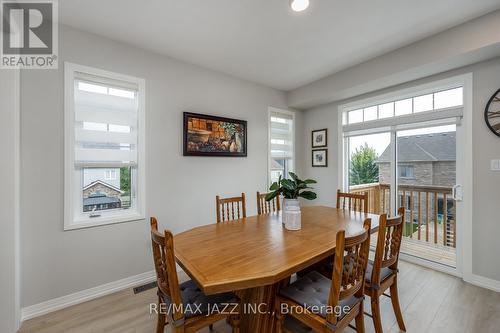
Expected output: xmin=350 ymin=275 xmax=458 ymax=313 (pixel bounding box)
xmin=354 ymin=183 xmax=458 ymax=268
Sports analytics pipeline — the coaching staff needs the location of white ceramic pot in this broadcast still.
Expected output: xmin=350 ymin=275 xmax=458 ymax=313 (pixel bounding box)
xmin=283 ymin=198 xmax=301 ymax=230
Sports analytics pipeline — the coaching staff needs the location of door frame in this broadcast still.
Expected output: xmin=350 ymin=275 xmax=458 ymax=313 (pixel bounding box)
xmin=337 ymin=73 xmax=473 ymax=278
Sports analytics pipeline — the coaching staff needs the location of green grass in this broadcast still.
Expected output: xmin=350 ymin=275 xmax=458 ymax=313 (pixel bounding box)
xmin=403 ymin=222 xmax=419 ymax=237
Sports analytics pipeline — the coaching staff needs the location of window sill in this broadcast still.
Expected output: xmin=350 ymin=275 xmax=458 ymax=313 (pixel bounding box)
xmin=64 ymin=212 xmax=145 ymax=231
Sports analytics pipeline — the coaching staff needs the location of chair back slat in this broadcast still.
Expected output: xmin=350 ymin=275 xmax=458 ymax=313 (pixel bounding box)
xmin=256 ymin=191 xmax=280 ymax=215
xmin=336 ymin=189 xmax=368 ymax=213
xmin=327 ymin=219 xmax=371 ymax=326
xmin=371 ymin=207 xmax=405 ymax=286
xmin=216 ymin=193 xmax=247 ymax=223
xmin=150 ymin=218 xmax=183 ymax=321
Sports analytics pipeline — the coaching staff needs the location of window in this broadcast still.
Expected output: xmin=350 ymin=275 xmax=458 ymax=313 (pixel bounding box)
xmin=343 ymin=86 xmax=463 ymax=125
xmin=399 ymin=165 xmax=414 ymax=178
xmin=269 ymin=109 xmax=294 ymax=184
xmin=105 ymin=169 xmax=118 ymax=180
xmin=64 ymin=63 xmax=145 ymax=230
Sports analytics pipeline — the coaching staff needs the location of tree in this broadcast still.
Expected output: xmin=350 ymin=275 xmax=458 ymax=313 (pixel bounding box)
xmin=120 ymin=167 xmax=131 ymax=195
xmin=349 ymin=144 xmax=379 ymax=186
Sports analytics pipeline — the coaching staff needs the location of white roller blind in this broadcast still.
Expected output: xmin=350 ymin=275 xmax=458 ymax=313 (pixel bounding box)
xmin=73 ymin=73 xmax=139 ymax=167
xmin=270 ymin=111 xmax=293 ymax=159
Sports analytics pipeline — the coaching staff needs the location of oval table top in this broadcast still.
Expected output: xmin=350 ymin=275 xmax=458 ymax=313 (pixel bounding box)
xmin=174 ymin=205 xmax=380 ymax=295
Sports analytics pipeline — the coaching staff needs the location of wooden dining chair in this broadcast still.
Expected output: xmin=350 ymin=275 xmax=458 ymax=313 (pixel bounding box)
xmin=275 ymin=219 xmax=372 ymax=333
xmin=256 ymin=191 xmax=280 ymax=215
xmin=300 ymin=190 xmax=369 ymax=279
xmin=150 ymin=217 xmax=240 ymax=333
xmin=216 ymin=193 xmax=247 ymax=223
xmin=337 ymin=189 xmax=369 ymax=213
xmin=364 ymin=208 xmax=406 ymax=333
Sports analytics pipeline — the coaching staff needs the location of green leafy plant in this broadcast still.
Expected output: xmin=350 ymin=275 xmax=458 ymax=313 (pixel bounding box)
xmin=265 ymin=172 xmax=317 ymax=201
xmin=349 ymin=144 xmax=379 ymax=186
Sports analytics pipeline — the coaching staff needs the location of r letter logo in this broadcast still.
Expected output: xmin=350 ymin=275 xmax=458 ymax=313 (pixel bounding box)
xmin=1 ymin=0 xmax=58 ymax=69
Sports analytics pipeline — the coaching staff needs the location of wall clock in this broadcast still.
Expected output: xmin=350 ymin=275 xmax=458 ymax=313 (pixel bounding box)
xmin=485 ymin=88 xmax=500 ymax=138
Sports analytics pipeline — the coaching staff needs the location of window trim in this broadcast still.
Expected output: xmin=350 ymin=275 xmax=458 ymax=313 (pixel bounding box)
xmin=104 ymin=169 xmax=118 ymax=180
xmin=64 ymin=62 xmax=146 ymax=231
xmin=268 ymin=107 xmax=295 ymax=185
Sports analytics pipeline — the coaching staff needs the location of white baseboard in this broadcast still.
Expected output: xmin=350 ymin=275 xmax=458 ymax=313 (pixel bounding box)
xmin=400 ymin=254 xmax=500 ymax=294
xmin=467 ymin=274 xmax=500 ymax=293
xmin=21 ymin=270 xmax=156 ymax=322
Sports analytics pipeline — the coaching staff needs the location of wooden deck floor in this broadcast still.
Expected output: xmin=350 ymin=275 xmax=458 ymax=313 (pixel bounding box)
xmin=400 ymin=237 xmax=456 ymax=267
xmin=371 ymin=223 xmax=456 ymax=268
xmin=18 ymin=261 xmax=500 ymax=333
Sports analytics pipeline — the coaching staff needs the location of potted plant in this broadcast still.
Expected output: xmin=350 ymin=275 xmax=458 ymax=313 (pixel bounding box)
xmin=265 ymin=172 xmax=317 ymax=230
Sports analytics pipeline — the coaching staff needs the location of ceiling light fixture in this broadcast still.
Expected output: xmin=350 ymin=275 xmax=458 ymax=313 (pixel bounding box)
xmin=290 ymin=0 xmax=309 ymax=12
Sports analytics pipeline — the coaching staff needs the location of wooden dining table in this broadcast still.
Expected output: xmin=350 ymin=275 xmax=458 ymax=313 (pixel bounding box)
xmin=174 ymin=205 xmax=380 ymax=332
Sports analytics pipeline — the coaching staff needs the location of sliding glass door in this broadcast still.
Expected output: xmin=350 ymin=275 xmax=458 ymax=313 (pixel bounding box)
xmin=396 ymin=125 xmax=457 ymax=267
xmin=339 ymin=78 xmax=469 ymax=273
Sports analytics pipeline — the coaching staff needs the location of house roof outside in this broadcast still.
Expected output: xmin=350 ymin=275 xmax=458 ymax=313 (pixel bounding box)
xmin=83 ymin=180 xmax=123 ymax=193
xmin=377 ymin=132 xmax=456 ymax=163
xmin=83 ymin=192 xmax=121 ymax=206
xmin=270 ymin=158 xmax=284 ymax=170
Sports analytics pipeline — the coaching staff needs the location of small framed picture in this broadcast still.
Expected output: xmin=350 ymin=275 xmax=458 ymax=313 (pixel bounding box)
xmin=312 ymin=149 xmax=328 ymax=167
xmin=311 ymin=129 xmax=327 ymax=148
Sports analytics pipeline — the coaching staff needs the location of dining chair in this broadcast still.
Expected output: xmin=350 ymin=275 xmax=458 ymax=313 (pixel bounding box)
xmin=364 ymin=208 xmax=406 ymax=333
xmin=256 ymin=191 xmax=280 ymax=215
xmin=275 ymin=218 xmax=372 ymax=333
xmin=150 ymin=217 xmax=240 ymax=333
xmin=337 ymin=189 xmax=369 ymax=213
xmin=297 ymin=190 xmax=369 ymax=279
xmin=216 ymin=193 xmax=246 ymax=223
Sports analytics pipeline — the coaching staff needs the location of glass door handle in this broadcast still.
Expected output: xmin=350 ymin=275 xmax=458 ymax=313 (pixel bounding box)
xmin=452 ymin=184 xmax=463 ymax=201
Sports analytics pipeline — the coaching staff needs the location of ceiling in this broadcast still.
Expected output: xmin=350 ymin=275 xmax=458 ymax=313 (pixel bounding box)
xmin=59 ymin=0 xmax=500 ymax=91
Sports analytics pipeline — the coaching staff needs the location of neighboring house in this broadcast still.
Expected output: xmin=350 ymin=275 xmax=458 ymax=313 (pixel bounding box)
xmin=83 ymin=180 xmax=123 ymax=212
xmin=83 ymin=192 xmax=122 ymax=212
xmin=83 ymin=168 xmax=121 ymax=188
xmin=377 ymin=132 xmax=456 ymax=187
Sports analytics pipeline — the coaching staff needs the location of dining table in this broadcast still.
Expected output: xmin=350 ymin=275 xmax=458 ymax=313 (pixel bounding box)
xmin=174 ymin=205 xmax=380 ymax=333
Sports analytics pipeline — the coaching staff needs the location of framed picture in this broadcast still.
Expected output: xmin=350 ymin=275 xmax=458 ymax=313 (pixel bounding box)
xmin=312 ymin=149 xmax=328 ymax=167
xmin=183 ymin=112 xmax=247 ymax=157
xmin=311 ymin=128 xmax=327 ymax=148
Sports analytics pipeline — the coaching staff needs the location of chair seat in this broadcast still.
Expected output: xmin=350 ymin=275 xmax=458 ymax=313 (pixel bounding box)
xmin=364 ymin=260 xmax=395 ymax=287
xmin=279 ymin=271 xmax=362 ymax=320
xmin=162 ymin=280 xmax=237 ymax=318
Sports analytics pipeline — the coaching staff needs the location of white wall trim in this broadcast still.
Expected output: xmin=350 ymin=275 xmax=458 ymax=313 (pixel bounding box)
xmin=460 ymin=73 xmax=474 ymax=284
xmin=14 ymin=69 xmax=21 ymax=331
xmin=20 ymin=270 xmax=156 ymax=322
xmin=400 ymin=256 xmax=500 ymax=294
xmin=468 ymin=274 xmax=500 ymax=293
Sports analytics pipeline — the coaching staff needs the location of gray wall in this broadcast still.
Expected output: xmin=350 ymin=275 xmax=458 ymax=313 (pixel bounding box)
xmin=20 ymin=26 xmax=292 ymax=307
xmin=0 ymin=70 xmax=20 ymax=332
xmin=302 ymin=57 xmax=500 ymax=281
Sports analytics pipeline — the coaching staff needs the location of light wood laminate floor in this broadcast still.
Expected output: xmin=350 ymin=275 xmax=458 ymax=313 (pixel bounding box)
xmin=18 ymin=261 xmax=500 ymax=333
